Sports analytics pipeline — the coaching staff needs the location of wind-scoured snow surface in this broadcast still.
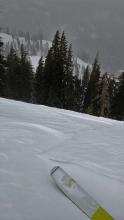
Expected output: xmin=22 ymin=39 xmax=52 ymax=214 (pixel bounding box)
xmin=0 ymin=98 xmax=124 ymax=220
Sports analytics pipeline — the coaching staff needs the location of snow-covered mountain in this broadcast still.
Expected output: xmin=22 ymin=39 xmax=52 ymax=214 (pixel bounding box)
xmin=0 ymin=32 xmax=89 ymax=77
xmin=0 ymin=32 xmax=51 ymax=56
xmin=0 ymin=98 xmax=124 ymax=220
xmin=0 ymin=0 xmax=124 ymax=72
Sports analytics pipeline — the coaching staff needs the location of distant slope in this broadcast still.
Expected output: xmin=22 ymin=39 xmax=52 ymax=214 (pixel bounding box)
xmin=0 ymin=98 xmax=124 ymax=220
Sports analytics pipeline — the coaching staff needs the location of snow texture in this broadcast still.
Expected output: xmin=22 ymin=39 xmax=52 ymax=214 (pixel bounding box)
xmin=0 ymin=98 xmax=124 ymax=220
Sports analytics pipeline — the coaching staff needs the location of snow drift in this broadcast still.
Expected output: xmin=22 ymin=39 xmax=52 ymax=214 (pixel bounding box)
xmin=0 ymin=98 xmax=124 ymax=220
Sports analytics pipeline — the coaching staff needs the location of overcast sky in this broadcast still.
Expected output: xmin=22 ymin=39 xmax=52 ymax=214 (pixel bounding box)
xmin=0 ymin=0 xmax=124 ymax=72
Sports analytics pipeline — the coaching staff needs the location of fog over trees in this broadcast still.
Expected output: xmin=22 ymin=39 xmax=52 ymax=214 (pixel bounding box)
xmin=0 ymin=0 xmax=124 ymax=72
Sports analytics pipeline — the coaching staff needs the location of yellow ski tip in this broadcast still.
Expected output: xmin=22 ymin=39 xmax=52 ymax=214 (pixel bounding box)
xmin=91 ymin=207 xmax=115 ymax=220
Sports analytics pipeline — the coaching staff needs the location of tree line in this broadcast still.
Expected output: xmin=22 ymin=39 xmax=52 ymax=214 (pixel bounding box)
xmin=0 ymin=30 xmax=124 ymax=121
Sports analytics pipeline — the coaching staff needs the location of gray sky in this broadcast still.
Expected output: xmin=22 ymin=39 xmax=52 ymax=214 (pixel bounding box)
xmin=0 ymin=0 xmax=124 ymax=72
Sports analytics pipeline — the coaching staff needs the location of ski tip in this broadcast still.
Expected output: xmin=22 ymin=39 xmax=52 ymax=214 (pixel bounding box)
xmin=50 ymin=166 xmax=60 ymax=175
xmin=91 ymin=207 xmax=115 ymax=220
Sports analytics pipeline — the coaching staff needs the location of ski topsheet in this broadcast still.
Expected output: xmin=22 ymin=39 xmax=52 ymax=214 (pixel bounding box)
xmin=50 ymin=166 xmax=114 ymax=220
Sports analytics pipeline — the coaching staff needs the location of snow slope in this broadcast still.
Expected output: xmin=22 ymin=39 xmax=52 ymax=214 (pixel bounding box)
xmin=0 ymin=98 xmax=124 ymax=220
xmin=0 ymin=33 xmax=13 ymax=44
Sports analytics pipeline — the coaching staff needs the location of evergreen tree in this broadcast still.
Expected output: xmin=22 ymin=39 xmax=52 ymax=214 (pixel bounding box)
xmin=0 ymin=38 xmax=6 ymax=97
xmin=44 ymin=30 xmax=62 ymax=107
xmin=42 ymin=30 xmax=74 ymax=109
xmin=54 ymin=30 xmax=65 ymax=106
xmin=44 ymin=47 xmax=56 ymax=106
xmin=83 ymin=54 xmax=101 ymax=115
xmin=82 ymin=66 xmax=90 ymax=110
xmin=73 ymin=74 xmax=82 ymax=112
xmin=63 ymin=44 xmax=74 ymax=110
xmin=7 ymin=45 xmax=33 ymax=102
xmin=59 ymin=31 xmax=68 ymax=107
xmin=44 ymin=30 xmax=66 ymax=108
xmin=99 ymin=73 xmax=110 ymax=117
xmin=109 ymin=76 xmax=117 ymax=118
xmin=18 ymin=44 xmax=34 ymax=102
xmin=34 ymin=57 xmax=45 ymax=104
xmin=6 ymin=46 xmax=20 ymax=99
xmin=111 ymin=73 xmax=124 ymax=120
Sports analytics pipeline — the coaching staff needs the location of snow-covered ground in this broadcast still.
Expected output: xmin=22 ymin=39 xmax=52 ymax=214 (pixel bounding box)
xmin=0 ymin=98 xmax=124 ymax=220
